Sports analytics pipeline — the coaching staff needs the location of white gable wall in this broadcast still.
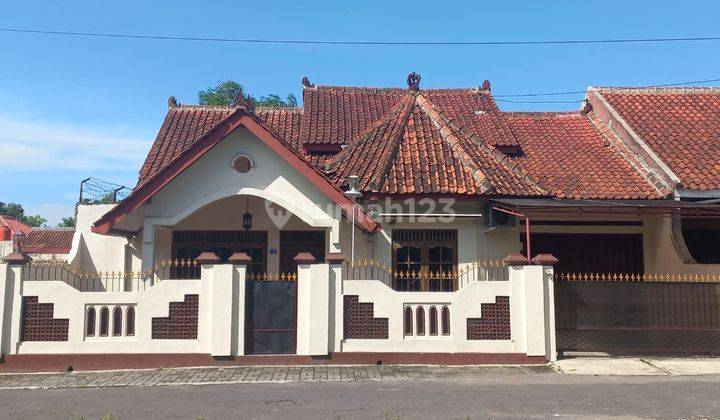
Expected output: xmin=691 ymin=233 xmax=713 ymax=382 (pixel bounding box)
xmin=138 ymin=127 xmax=345 ymax=270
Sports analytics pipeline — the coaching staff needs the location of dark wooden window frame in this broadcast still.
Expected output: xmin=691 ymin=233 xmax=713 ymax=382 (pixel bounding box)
xmin=392 ymin=229 xmax=458 ymax=292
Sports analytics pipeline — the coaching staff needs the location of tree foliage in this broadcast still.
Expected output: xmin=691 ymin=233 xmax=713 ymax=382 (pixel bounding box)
xmin=198 ymin=80 xmax=298 ymax=108
xmin=59 ymin=217 xmax=76 ymax=228
xmin=81 ymin=192 xmax=116 ymax=205
xmin=0 ymin=202 xmax=47 ymax=227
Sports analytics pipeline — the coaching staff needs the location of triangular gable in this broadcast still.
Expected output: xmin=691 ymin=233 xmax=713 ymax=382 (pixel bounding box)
xmin=92 ymin=108 xmax=379 ymax=234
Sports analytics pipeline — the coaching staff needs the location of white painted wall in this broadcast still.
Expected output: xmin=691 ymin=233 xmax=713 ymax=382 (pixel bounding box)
xmin=17 ymin=279 xmax=202 ymax=354
xmin=0 ymin=241 xmax=12 ymax=258
xmin=296 ymin=263 xmax=330 ymax=355
xmin=73 ymin=205 xmax=128 ymax=273
xmin=339 ymin=264 xmax=556 ymax=360
xmin=132 ymin=127 xmax=344 ymax=270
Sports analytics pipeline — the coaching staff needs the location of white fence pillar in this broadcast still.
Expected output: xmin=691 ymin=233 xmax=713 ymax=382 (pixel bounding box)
xmin=296 ymin=253 xmax=330 ymax=356
xmin=199 ymin=252 xmax=249 ymax=357
xmin=229 ymin=253 xmax=249 ymax=356
xmin=508 ymin=254 xmax=558 ymax=362
xmin=327 ymin=253 xmax=346 ymax=353
xmin=0 ymin=255 xmax=29 ymax=357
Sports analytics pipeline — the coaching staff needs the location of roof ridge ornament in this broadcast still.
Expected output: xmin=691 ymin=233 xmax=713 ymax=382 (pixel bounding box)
xmin=231 ymin=87 xmax=246 ymax=107
xmin=302 ymin=76 xmax=316 ymax=89
xmin=407 ymin=72 xmax=421 ymax=91
xmin=168 ymin=96 xmax=179 ymax=108
xmin=579 ymin=98 xmax=593 ymax=115
xmin=481 ymin=80 xmax=491 ymax=91
xmin=231 ymin=88 xmax=256 ymax=114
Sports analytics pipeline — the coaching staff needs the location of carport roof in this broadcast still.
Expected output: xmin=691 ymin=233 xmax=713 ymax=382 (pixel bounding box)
xmin=491 ymin=198 xmax=720 ymax=217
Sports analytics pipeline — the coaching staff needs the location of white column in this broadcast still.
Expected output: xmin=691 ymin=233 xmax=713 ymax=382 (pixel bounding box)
xmin=209 ymin=264 xmax=234 ymax=356
xmin=543 ymin=265 xmax=557 ymax=362
xmin=0 ymin=263 xmax=24 ymax=356
xmin=296 ymin=263 xmax=330 ymax=355
xmin=522 ymin=265 xmax=548 ymax=358
xmin=198 ymin=264 xmax=214 ymax=353
xmin=508 ymin=265 xmax=527 ymax=354
xmin=328 ymin=259 xmax=344 ymax=353
xmin=233 ymin=264 xmax=247 ymax=356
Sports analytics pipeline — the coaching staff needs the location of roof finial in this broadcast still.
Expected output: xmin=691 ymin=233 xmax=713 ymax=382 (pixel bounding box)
xmin=168 ymin=96 xmax=179 ymax=108
xmin=245 ymin=97 xmax=256 ymax=114
xmin=407 ymin=72 xmax=421 ymax=91
xmin=231 ymin=87 xmax=246 ymax=107
xmin=481 ymin=80 xmax=491 ymax=91
xmin=302 ymin=76 xmax=315 ymax=89
xmin=579 ymin=98 xmax=593 ymax=114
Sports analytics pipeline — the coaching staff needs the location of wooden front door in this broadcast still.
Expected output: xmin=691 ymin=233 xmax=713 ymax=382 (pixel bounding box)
xmin=279 ymin=231 xmax=326 ymax=274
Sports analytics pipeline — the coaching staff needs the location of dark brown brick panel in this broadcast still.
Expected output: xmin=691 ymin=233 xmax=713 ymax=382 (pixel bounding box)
xmin=467 ymin=296 xmax=511 ymax=340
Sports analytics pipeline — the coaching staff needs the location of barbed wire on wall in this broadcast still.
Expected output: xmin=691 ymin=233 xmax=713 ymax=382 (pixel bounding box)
xmin=79 ymin=177 xmax=131 ymax=205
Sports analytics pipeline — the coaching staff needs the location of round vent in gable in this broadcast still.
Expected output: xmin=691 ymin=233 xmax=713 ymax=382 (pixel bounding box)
xmin=232 ymin=154 xmax=253 ymax=173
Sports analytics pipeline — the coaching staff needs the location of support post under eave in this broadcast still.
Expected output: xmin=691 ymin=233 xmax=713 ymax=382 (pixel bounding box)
xmin=525 ymin=216 xmax=531 ymax=264
xmin=492 ymin=204 xmax=532 ymax=263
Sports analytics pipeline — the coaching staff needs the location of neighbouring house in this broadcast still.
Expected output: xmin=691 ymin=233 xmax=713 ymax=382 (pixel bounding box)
xmin=0 ymin=215 xmax=31 ymax=257
xmin=1 ymin=75 xmax=719 ymax=370
xmin=0 ymin=217 xmax=73 ymax=261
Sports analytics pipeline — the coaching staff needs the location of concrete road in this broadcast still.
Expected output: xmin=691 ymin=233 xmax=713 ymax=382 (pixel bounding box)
xmin=1 ymin=371 xmax=719 ymax=419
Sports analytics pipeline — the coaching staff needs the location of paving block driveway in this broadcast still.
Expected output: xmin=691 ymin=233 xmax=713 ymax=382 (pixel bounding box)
xmin=0 ymin=365 xmax=550 ymax=390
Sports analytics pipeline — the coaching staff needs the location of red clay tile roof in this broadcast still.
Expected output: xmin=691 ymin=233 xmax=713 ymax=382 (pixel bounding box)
xmin=599 ymin=87 xmax=720 ymax=191
xmin=254 ymin=107 xmax=303 ymax=150
xmin=134 ymin=81 xmax=702 ymax=201
xmin=325 ymin=92 xmax=545 ymax=196
xmin=0 ymin=215 xmax=31 ymax=236
xmin=301 ymin=86 xmax=406 ymax=146
xmin=506 ymin=112 xmax=665 ymax=199
xmin=23 ymin=228 xmax=74 ymax=253
xmin=137 ymin=106 xmax=304 ymax=188
xmin=137 ymin=105 xmax=235 ymax=188
xmin=301 ymin=85 xmax=518 ymax=148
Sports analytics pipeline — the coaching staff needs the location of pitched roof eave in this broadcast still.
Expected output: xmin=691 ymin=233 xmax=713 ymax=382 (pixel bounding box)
xmin=92 ymin=109 xmax=379 ymax=235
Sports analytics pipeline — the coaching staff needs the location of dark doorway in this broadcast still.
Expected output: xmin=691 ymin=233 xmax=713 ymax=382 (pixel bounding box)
xmin=279 ymin=231 xmax=326 ymax=274
xmin=245 ymin=280 xmax=296 ymax=354
xmin=521 ymin=232 xmax=644 ymax=274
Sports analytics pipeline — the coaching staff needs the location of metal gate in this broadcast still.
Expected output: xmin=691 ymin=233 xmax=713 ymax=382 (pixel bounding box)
xmin=556 ymin=276 xmax=720 ymax=354
xmin=245 ymin=280 xmax=296 ymax=354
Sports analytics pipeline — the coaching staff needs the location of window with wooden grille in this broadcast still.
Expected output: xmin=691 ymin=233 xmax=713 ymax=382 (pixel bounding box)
xmin=172 ymin=230 xmax=268 ymax=276
xmin=392 ymin=229 xmax=458 ymax=292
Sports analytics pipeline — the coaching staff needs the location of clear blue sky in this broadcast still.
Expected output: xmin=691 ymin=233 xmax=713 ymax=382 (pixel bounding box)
xmin=1 ymin=1 xmax=719 ymax=225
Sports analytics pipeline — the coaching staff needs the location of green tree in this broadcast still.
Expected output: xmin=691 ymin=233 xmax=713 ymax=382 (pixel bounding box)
xmin=198 ymin=80 xmax=297 ymax=108
xmin=58 ymin=217 xmax=76 ymax=228
xmin=0 ymin=202 xmax=46 ymax=227
xmin=198 ymin=80 xmax=244 ymax=106
xmin=23 ymin=215 xmax=47 ymax=227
